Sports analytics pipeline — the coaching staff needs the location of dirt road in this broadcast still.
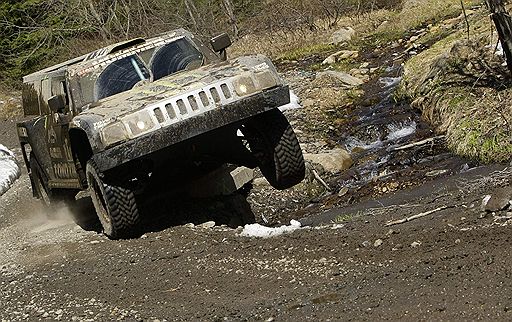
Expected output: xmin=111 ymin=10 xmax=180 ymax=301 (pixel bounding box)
xmin=0 ymin=146 xmax=511 ymax=321
xmin=1 ymin=29 xmax=511 ymax=320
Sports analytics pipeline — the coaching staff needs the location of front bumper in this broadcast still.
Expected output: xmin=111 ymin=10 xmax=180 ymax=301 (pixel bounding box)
xmin=92 ymin=85 xmax=290 ymax=172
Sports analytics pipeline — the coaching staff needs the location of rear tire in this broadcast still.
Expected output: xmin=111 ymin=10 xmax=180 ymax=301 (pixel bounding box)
xmin=242 ymin=109 xmax=305 ymax=190
xmin=86 ymin=161 xmax=141 ymax=239
xmin=30 ymin=153 xmax=100 ymax=230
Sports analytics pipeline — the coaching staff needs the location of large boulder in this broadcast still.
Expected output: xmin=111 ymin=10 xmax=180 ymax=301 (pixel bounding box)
xmin=304 ymin=149 xmax=353 ymax=174
xmin=332 ymin=27 xmax=356 ymax=45
xmin=317 ymin=71 xmax=364 ymax=88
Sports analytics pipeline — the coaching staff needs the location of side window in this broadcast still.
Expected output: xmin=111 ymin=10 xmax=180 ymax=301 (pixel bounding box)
xmin=51 ymin=79 xmax=70 ymax=111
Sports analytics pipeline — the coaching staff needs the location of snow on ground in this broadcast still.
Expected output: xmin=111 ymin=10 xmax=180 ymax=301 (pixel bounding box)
xmin=279 ymin=90 xmax=302 ymax=111
xmin=0 ymin=144 xmax=20 ymax=197
xmin=240 ymin=220 xmax=303 ymax=238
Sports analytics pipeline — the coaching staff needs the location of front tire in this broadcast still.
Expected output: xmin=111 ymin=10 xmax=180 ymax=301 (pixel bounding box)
xmin=86 ymin=161 xmax=141 ymax=239
xmin=242 ymin=109 xmax=305 ymax=190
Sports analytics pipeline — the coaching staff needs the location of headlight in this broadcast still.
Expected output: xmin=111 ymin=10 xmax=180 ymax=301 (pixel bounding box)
xmin=233 ymin=69 xmax=279 ymax=97
xmin=100 ymin=110 xmax=159 ymax=147
xmin=233 ymin=74 xmax=257 ymax=96
xmin=122 ymin=110 xmax=158 ymax=137
xmin=101 ymin=122 xmax=129 ymax=147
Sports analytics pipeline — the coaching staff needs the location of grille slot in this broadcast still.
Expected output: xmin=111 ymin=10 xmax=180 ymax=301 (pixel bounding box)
xmin=153 ymin=108 xmax=165 ymax=123
xmin=165 ymin=103 xmax=176 ymax=119
xmin=210 ymin=87 xmax=221 ymax=103
xmin=176 ymin=99 xmax=187 ymax=115
xmin=220 ymin=84 xmax=232 ymax=99
xmin=199 ymin=91 xmax=209 ymax=107
xmin=188 ymin=95 xmax=199 ymax=111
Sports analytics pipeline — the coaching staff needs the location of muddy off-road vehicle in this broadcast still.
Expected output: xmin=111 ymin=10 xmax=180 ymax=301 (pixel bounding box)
xmin=16 ymin=29 xmax=305 ymax=239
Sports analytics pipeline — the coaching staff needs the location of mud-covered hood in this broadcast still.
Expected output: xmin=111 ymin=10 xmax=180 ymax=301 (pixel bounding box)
xmin=79 ymin=55 xmax=281 ymax=120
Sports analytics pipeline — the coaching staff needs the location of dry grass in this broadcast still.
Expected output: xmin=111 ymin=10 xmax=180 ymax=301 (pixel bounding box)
xmin=400 ymin=8 xmax=512 ymax=163
xmin=230 ymin=10 xmax=392 ymax=60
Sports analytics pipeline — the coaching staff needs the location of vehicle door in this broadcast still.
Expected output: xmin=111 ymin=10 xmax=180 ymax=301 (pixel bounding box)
xmin=41 ymin=77 xmax=80 ymax=188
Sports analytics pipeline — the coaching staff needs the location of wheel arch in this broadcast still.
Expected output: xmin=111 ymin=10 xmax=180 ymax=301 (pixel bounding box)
xmin=69 ymin=128 xmax=94 ymax=187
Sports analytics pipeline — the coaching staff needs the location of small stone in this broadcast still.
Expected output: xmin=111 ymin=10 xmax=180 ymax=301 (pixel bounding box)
xmin=455 ymin=239 xmax=461 ymax=244
xmin=55 ymin=309 xmax=63 ymax=315
xmin=184 ymin=223 xmax=195 ymax=228
xmin=338 ymin=187 xmax=349 ymax=197
xmin=374 ymin=239 xmax=383 ymax=247
xmin=362 ymin=241 xmax=371 ymax=247
xmin=483 ymin=187 xmax=512 ymax=212
xmin=411 ymin=241 xmax=422 ymax=248
xmin=89 ymin=241 xmax=100 ymax=244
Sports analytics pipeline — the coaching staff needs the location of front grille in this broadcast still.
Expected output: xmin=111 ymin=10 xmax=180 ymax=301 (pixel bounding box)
xmin=148 ymin=80 xmax=236 ymax=126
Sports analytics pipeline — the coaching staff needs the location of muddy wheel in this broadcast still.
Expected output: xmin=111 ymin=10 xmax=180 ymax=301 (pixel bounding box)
xmin=242 ymin=109 xmax=305 ymax=190
xmin=86 ymin=161 xmax=141 ymax=239
xmin=30 ymin=153 xmax=100 ymax=230
xmin=30 ymin=153 xmax=52 ymax=207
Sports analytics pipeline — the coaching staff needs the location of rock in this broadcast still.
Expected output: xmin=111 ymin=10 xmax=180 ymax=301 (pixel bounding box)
xmin=362 ymin=241 xmax=370 ymax=247
xmin=322 ymin=55 xmax=337 ymax=65
xmin=322 ymin=50 xmax=359 ymax=65
xmin=332 ymin=27 xmax=356 ymax=45
xmin=338 ymin=187 xmax=349 ymax=197
xmin=483 ymin=187 xmax=512 ymax=212
xmin=200 ymin=221 xmax=216 ymax=229
xmin=411 ymin=241 xmax=422 ymax=248
xmin=374 ymin=239 xmax=383 ymax=247
xmin=304 ymin=149 xmax=353 ymax=174
xmin=317 ymin=71 xmax=364 ymax=88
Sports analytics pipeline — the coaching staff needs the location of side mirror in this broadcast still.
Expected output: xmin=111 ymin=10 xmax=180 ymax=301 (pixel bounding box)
xmin=210 ymin=33 xmax=232 ymax=60
xmin=48 ymin=95 xmax=66 ymax=113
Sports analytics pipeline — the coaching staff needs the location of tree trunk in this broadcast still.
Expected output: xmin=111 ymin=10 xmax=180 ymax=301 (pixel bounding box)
xmin=486 ymin=0 xmax=512 ymax=75
xmin=222 ymin=0 xmax=238 ymax=39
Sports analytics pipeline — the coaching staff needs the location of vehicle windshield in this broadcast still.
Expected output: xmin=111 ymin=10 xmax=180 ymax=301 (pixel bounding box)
xmin=150 ymin=38 xmax=203 ymax=81
xmin=89 ymin=37 xmax=204 ymax=103
xmin=95 ymin=55 xmax=150 ymax=101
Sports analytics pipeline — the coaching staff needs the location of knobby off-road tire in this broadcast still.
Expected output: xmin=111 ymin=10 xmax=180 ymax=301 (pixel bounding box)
xmin=30 ymin=153 xmax=52 ymax=207
xmin=242 ymin=109 xmax=305 ymax=190
xmin=30 ymin=153 xmax=100 ymax=230
xmin=86 ymin=161 xmax=141 ymax=239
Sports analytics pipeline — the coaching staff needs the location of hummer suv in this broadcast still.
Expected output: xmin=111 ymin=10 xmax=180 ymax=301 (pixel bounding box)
xmin=17 ymin=29 xmax=305 ymax=239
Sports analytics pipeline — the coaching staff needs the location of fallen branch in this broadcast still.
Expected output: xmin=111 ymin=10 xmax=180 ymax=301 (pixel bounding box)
xmin=312 ymin=169 xmax=331 ymax=192
xmin=385 ymin=206 xmax=453 ymax=227
xmin=392 ymin=136 xmax=445 ymax=151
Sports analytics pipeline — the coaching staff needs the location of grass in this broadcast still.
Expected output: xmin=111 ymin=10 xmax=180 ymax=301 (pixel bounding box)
xmin=333 ymin=211 xmax=363 ymax=223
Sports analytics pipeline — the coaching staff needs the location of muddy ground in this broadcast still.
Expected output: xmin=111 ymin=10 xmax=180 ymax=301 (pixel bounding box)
xmin=1 ymin=33 xmax=512 ymax=321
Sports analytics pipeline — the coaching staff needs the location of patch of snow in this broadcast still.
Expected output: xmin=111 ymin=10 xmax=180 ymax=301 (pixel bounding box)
xmin=0 ymin=144 xmax=20 ymax=197
xmin=279 ymin=90 xmax=302 ymax=111
xmin=495 ymin=42 xmax=504 ymax=56
xmin=240 ymin=220 xmax=302 ymax=238
xmin=386 ymin=121 xmax=417 ymax=141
